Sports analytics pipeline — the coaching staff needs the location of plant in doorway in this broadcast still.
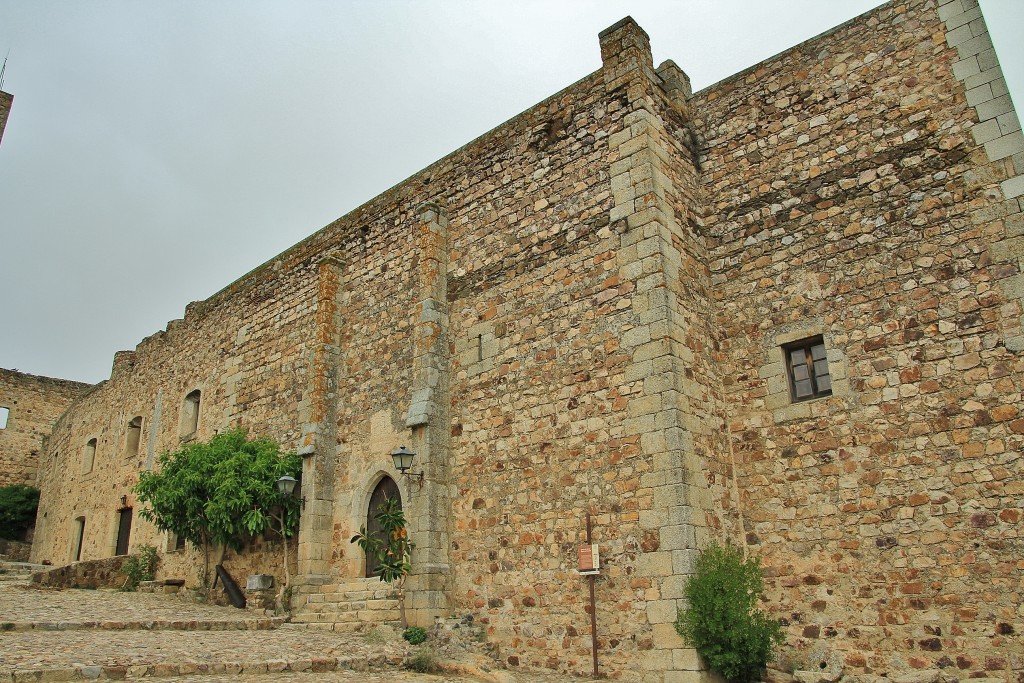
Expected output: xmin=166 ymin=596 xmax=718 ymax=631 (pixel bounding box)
xmin=350 ymin=496 xmax=415 ymax=627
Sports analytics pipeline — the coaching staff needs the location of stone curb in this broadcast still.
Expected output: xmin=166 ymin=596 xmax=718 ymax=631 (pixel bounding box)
xmin=0 ymin=618 xmax=286 ymax=633
xmin=2 ymin=652 xmax=407 ymax=682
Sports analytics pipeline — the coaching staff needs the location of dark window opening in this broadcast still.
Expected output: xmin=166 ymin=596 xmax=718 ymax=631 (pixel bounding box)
xmin=115 ymin=507 xmax=133 ymax=556
xmin=72 ymin=517 xmax=86 ymax=562
xmin=785 ymin=336 xmax=832 ymax=402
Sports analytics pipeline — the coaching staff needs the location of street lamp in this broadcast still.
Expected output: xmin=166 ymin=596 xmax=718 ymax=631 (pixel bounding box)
xmin=276 ymin=475 xmax=305 ymax=508
xmin=390 ymin=445 xmax=423 ymax=487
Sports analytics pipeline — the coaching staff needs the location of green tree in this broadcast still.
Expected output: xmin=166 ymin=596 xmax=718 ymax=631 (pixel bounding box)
xmin=674 ymin=541 xmax=785 ymax=683
xmin=351 ymin=496 xmax=415 ymax=626
xmin=134 ymin=430 xmax=301 ymax=588
xmin=0 ymin=484 xmax=40 ymax=541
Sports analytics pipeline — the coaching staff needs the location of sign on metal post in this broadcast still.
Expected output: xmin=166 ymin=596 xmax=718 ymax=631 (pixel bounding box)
xmin=578 ymin=543 xmax=600 ymax=574
xmin=581 ymin=513 xmax=600 ymax=678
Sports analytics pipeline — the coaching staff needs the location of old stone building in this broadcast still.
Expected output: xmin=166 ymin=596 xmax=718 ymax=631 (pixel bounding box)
xmin=0 ymin=369 xmax=91 ymax=488
xmin=0 ymin=88 xmax=12 ymax=145
xmin=27 ymin=0 xmax=1024 ymax=681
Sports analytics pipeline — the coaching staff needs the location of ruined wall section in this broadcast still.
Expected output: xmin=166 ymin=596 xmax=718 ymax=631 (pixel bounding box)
xmin=0 ymin=369 xmax=91 ymax=487
xmin=695 ymin=0 xmax=1022 ymax=676
xmin=31 ymin=251 xmax=322 ymax=583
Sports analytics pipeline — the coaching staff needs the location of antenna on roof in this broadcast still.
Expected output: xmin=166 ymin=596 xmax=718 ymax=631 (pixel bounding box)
xmin=0 ymin=50 xmax=8 ymax=90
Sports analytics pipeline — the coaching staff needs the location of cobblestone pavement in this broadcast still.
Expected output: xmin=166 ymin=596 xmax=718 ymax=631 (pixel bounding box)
xmin=0 ymin=582 xmax=578 ymax=683
xmin=0 ymin=583 xmax=281 ymax=629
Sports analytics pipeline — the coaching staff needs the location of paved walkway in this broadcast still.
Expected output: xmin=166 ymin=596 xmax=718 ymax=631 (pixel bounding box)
xmin=0 ymin=580 xmax=575 ymax=683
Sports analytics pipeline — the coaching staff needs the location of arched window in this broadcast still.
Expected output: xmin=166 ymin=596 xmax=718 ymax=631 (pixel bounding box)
xmin=365 ymin=476 xmax=401 ymax=578
xmin=82 ymin=438 xmax=97 ymax=474
xmin=180 ymin=390 xmax=201 ymax=437
xmin=125 ymin=416 xmax=143 ymax=458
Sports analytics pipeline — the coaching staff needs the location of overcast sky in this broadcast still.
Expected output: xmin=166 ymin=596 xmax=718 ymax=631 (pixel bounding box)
xmin=1 ymin=1 xmax=1022 ymax=385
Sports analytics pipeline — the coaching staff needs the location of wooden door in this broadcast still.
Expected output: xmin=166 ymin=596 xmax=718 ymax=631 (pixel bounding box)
xmin=365 ymin=477 xmax=401 ymax=577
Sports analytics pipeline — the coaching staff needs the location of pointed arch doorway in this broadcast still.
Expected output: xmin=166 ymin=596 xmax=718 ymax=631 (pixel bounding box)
xmin=365 ymin=476 xmax=401 ymax=577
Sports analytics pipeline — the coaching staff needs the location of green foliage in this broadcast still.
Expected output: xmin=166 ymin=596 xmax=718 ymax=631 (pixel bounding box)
xmin=351 ymin=494 xmax=415 ymax=626
xmin=403 ymin=626 xmax=428 ymax=645
xmin=134 ymin=430 xmax=301 ymax=584
xmin=121 ymin=544 xmax=159 ymax=591
xmin=405 ymin=649 xmax=439 ymax=673
xmin=350 ymin=496 xmax=415 ymax=584
xmin=0 ymin=484 xmax=40 ymax=541
xmin=674 ymin=541 xmax=785 ymax=683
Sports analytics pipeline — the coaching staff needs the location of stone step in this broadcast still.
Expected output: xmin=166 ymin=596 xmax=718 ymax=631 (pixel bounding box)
xmin=0 ymin=615 xmax=287 ymax=632
xmin=0 ymin=561 xmax=48 ymax=579
xmin=290 ymin=605 xmax=401 ymax=622
xmin=281 ymin=621 xmax=374 ymax=633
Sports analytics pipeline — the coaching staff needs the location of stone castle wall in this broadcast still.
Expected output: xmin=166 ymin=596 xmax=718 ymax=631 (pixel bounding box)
xmin=0 ymin=368 xmax=90 ymax=488
xmin=27 ymin=0 xmax=1024 ymax=681
xmin=31 ymin=246 xmax=318 ymax=580
xmin=696 ymin=0 xmax=1023 ymax=676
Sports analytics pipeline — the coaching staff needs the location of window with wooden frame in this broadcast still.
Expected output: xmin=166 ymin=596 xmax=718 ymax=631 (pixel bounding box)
xmin=784 ymin=336 xmax=832 ymax=402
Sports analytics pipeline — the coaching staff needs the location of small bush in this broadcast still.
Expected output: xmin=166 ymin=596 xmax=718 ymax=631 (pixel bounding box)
xmin=674 ymin=541 xmax=785 ymax=683
xmin=121 ymin=544 xmax=158 ymax=591
xmin=0 ymin=484 xmax=40 ymax=541
xmin=405 ymin=649 xmax=438 ymax=673
xmin=403 ymin=625 xmax=428 ymax=645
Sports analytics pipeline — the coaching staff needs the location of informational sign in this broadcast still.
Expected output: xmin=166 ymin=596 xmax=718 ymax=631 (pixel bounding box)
xmin=578 ymin=543 xmax=600 ymax=574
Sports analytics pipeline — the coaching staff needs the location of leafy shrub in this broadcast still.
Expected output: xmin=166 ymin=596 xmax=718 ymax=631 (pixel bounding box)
xmin=134 ymin=430 xmax=300 ymax=587
xmin=0 ymin=484 xmax=40 ymax=541
xmin=674 ymin=541 xmax=785 ymax=683
xmin=351 ymin=496 xmax=415 ymax=625
xmin=121 ymin=544 xmax=158 ymax=590
xmin=405 ymin=649 xmax=438 ymax=673
xmin=403 ymin=626 xmax=428 ymax=645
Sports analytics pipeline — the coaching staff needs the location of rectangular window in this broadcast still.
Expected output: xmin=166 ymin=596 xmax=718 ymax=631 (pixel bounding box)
xmin=0 ymin=406 xmax=9 ymax=429
xmin=785 ymin=336 xmax=832 ymax=402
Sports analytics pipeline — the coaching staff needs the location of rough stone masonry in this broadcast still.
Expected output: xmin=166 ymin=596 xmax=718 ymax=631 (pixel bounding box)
xmin=17 ymin=1 xmax=1024 ymax=681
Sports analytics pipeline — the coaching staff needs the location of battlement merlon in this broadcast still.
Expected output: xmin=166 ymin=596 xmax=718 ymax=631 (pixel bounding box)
xmin=598 ymin=16 xmax=653 ymax=70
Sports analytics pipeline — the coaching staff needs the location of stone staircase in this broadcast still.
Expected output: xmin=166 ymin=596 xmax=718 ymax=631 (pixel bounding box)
xmin=288 ymin=576 xmax=402 ymax=632
xmin=0 ymin=559 xmax=47 ymax=584
xmin=0 ymin=572 xmax=412 ymax=680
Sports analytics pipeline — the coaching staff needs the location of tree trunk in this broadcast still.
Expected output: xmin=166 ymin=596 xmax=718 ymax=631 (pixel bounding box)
xmin=208 ymin=543 xmax=226 ymax=588
xmin=202 ymin=537 xmax=211 ymax=588
xmin=397 ymin=576 xmax=407 ymax=628
xmin=275 ymin=516 xmax=292 ymax=615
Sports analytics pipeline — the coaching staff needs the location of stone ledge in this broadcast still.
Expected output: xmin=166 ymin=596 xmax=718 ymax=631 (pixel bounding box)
xmin=0 ymin=616 xmax=286 ymax=633
xmin=0 ymin=651 xmax=406 ymax=681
